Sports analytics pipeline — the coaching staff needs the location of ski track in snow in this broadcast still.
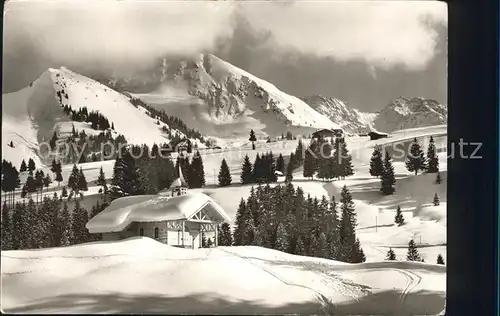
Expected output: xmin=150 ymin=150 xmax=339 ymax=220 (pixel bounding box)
xmin=217 ymin=248 xmax=338 ymax=313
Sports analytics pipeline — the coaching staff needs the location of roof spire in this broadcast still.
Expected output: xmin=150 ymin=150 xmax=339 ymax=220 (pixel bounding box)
xmin=178 ymin=164 xmax=188 ymax=187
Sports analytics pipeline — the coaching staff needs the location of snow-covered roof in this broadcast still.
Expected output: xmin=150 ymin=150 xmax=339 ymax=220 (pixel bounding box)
xmin=86 ymin=192 xmax=231 ymax=233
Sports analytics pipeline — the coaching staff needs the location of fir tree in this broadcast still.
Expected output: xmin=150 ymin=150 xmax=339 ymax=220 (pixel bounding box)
xmin=218 ymin=223 xmax=233 ymax=246
xmin=218 ymin=158 xmax=232 ymax=187
xmin=405 ymin=138 xmax=427 ymax=175
xmin=433 ymin=192 xmax=440 ymax=206
xmin=394 ymin=206 xmax=405 ymax=226
xmin=240 ymin=155 xmax=253 ymax=184
xmin=67 ymin=164 xmax=81 ymax=199
xmin=276 ymin=154 xmax=285 ymax=173
xmin=43 ymin=174 xmax=52 ymax=193
xmin=12 ymin=201 xmax=30 ymax=250
xmin=1 ymin=203 xmax=13 ymax=250
xmin=406 ymin=239 xmax=422 ymax=261
xmin=249 ymin=129 xmax=257 ymax=150
xmin=294 ymin=140 xmax=304 ymax=164
xmin=437 ymin=254 xmax=445 ymax=265
xmin=233 ymin=198 xmax=254 ymax=245
xmin=28 ymin=158 xmax=36 ymax=173
xmin=426 ymin=136 xmax=439 ymax=173
xmin=97 ymin=167 xmax=108 ymax=195
xmin=49 ymin=131 xmax=58 ymax=150
xmin=109 ymin=148 xmax=145 ymax=200
xmin=274 ymin=222 xmax=289 ymax=252
xmin=338 ymin=138 xmax=354 ymax=179
xmin=189 ymin=151 xmax=206 ymax=188
xmin=303 ymin=146 xmax=316 ymax=179
xmin=78 ymin=168 xmax=88 ymax=193
xmin=386 ymin=248 xmax=396 ymax=260
xmin=295 ymin=235 xmax=306 ymax=255
xmin=253 ymin=154 xmax=262 ymax=183
xmin=338 ymin=185 xmax=365 ymax=263
xmin=20 ymin=160 xmax=27 ymax=172
xmin=285 ymin=159 xmax=294 ymax=182
xmin=369 ymin=145 xmax=384 ymax=178
xmin=380 ymin=150 xmax=396 ymax=195
xmin=435 ymin=172 xmax=442 ymax=184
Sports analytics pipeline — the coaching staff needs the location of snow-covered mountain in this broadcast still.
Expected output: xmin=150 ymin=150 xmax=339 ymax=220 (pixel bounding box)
xmin=301 ymin=95 xmax=377 ymax=134
xmin=301 ymin=95 xmax=447 ymax=134
xmin=373 ymin=97 xmax=448 ymax=133
xmin=105 ymin=54 xmax=339 ymax=139
xmin=2 ymin=67 xmax=207 ymax=166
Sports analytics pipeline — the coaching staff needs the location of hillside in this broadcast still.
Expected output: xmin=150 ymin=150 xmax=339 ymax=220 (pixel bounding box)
xmin=2 ymin=67 xmax=208 ymax=166
xmin=118 ymin=54 xmax=340 ymax=140
xmin=1 ymin=238 xmax=446 ymax=315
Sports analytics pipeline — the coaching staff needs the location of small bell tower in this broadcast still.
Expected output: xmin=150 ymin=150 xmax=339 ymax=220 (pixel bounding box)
xmin=169 ymin=164 xmax=189 ymax=196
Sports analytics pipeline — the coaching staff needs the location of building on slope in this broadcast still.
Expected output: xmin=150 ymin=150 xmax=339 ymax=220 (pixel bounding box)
xmin=368 ymin=130 xmax=389 ymax=140
xmin=86 ymin=171 xmax=230 ymax=249
xmin=311 ymin=128 xmax=343 ymax=140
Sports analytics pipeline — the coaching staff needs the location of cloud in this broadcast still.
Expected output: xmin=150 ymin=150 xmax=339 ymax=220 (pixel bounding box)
xmin=238 ymin=0 xmax=447 ymax=70
xmin=3 ymin=0 xmax=446 ymax=84
xmin=4 ymin=0 xmax=236 ymax=69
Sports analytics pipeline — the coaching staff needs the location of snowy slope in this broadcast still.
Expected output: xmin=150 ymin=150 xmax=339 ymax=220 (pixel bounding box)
xmin=2 ymin=67 xmax=209 ymax=167
xmin=1 ymin=237 xmax=446 ymax=315
xmin=127 ymin=54 xmax=339 ymax=140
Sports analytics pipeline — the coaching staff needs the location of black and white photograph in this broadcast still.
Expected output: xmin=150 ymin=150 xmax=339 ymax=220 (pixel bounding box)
xmin=1 ymin=0 xmax=448 ymax=314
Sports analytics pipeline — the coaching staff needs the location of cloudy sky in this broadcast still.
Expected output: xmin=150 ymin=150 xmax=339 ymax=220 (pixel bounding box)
xmin=3 ymin=0 xmax=447 ymax=111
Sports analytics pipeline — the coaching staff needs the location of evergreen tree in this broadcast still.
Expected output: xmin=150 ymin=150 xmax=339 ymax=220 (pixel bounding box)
xmin=49 ymin=131 xmax=58 ymax=150
xmin=433 ymin=193 xmax=440 ymax=206
xmin=28 ymin=158 xmax=36 ymax=172
xmin=71 ymin=201 xmax=90 ymax=244
xmin=43 ymin=174 xmax=52 ymax=193
xmin=78 ymin=168 xmax=89 ymax=193
xmin=1 ymin=203 xmax=13 ymax=250
xmin=295 ymin=235 xmax=306 ymax=255
xmin=285 ymin=159 xmax=294 ymax=182
xmin=20 ymin=160 xmax=27 ymax=172
xmin=435 ymin=171 xmax=442 ymax=184
xmin=253 ymin=154 xmax=262 ymax=183
xmin=426 ymin=136 xmax=439 ymax=173
xmin=338 ymin=185 xmax=365 ymax=263
xmin=369 ymin=145 xmax=384 ymax=178
xmin=218 ymin=223 xmax=233 ymax=246
xmin=97 ymin=167 xmax=108 ymax=195
xmin=233 ymin=198 xmax=254 ymax=245
xmin=276 ymin=154 xmax=285 ymax=173
xmin=303 ymin=145 xmax=316 ymax=179
xmin=380 ymin=150 xmax=396 ymax=195
xmin=317 ymin=138 xmax=333 ymax=181
xmin=274 ymin=222 xmax=289 ymax=252
xmin=240 ymin=155 xmax=253 ymax=184
xmin=394 ymin=206 xmax=405 ymax=226
xmin=109 ymin=148 xmax=145 ymax=200
xmin=406 ymin=239 xmax=422 ymax=261
xmin=218 ymin=158 xmax=232 ymax=187
xmin=405 ymin=138 xmax=427 ymax=175
xmin=338 ymin=138 xmax=354 ymax=179
xmin=437 ymin=254 xmax=445 ymax=265
xmin=67 ymin=164 xmax=81 ymax=199
xmin=12 ymin=201 xmax=30 ymax=250
xmin=249 ymin=129 xmax=257 ymax=150
xmin=294 ymin=140 xmax=304 ymax=164
xmin=54 ymin=161 xmax=63 ymax=187
xmin=189 ymin=151 xmax=206 ymax=188
xmin=386 ymin=248 xmax=396 ymax=260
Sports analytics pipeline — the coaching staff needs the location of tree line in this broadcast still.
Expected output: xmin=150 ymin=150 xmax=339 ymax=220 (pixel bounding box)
xmin=129 ymin=97 xmax=211 ymax=147
xmin=1 ymin=194 xmax=106 ymax=251
xmin=369 ymin=136 xmax=442 ymax=196
xmin=62 ymin=105 xmax=114 ymax=131
xmin=231 ymin=183 xmax=366 ymax=263
xmin=303 ymin=136 xmax=354 ymax=181
xmin=385 ymin=240 xmax=445 ymax=265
